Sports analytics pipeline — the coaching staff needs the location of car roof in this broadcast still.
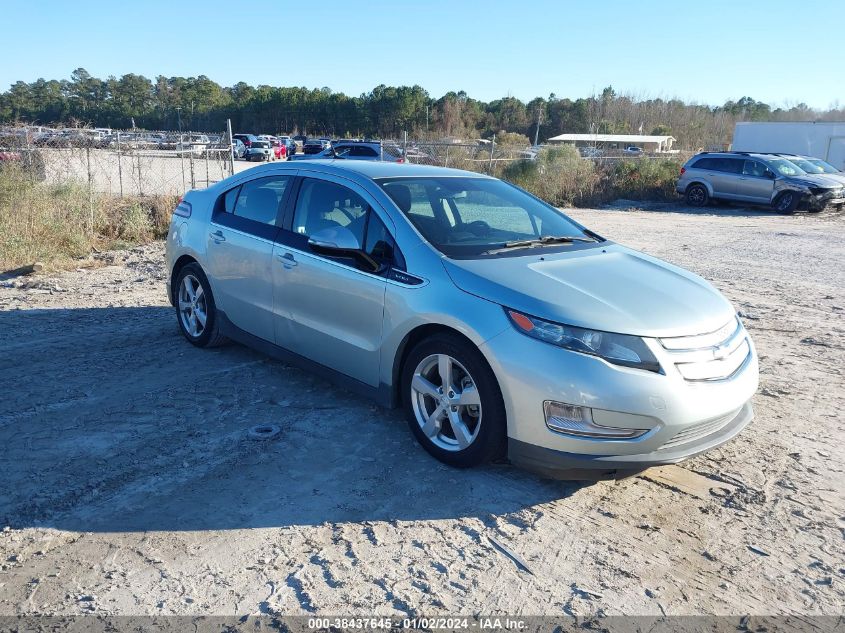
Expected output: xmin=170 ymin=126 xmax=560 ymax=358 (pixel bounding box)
xmin=235 ymin=160 xmax=491 ymax=182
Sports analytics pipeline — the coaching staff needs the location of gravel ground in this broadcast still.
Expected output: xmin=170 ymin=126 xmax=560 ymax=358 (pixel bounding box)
xmin=0 ymin=205 xmax=843 ymax=617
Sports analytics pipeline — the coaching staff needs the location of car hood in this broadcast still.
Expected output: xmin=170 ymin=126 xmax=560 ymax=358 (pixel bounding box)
xmin=442 ymin=243 xmax=736 ymax=338
xmin=785 ymin=174 xmax=843 ymax=189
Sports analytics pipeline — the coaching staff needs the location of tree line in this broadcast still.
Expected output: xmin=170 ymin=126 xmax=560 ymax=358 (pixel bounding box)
xmin=2 ymin=69 xmax=842 ymax=148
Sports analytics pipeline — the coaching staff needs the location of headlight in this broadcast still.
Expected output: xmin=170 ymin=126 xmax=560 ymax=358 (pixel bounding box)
xmin=506 ymin=309 xmax=661 ymax=373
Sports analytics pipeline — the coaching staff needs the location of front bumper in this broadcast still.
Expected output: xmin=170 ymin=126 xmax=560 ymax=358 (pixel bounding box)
xmin=480 ymin=323 xmax=759 ymax=479
xmin=509 ymin=401 xmax=753 ymax=479
xmin=807 ymin=193 xmax=845 ymax=210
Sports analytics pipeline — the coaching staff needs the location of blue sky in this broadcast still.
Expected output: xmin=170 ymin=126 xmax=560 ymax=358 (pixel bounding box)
xmin=4 ymin=0 xmax=843 ymax=108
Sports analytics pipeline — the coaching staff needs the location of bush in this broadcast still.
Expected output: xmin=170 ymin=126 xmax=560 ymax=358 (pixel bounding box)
xmin=606 ymin=158 xmax=682 ymax=202
xmin=498 ymin=147 xmax=683 ymax=207
xmin=501 ymin=145 xmax=601 ymax=206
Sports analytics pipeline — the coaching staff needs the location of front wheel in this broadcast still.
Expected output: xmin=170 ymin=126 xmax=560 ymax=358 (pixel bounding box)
xmin=773 ymin=191 xmax=800 ymax=214
xmin=402 ymin=334 xmax=506 ymax=468
xmin=685 ymin=184 xmax=709 ymax=207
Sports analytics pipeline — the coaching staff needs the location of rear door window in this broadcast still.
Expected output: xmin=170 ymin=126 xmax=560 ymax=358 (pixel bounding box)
xmin=351 ymin=145 xmax=379 ymax=157
xmin=214 ymin=175 xmax=292 ymax=240
xmin=717 ymin=158 xmax=743 ymax=173
xmin=693 ymin=157 xmax=716 ymax=170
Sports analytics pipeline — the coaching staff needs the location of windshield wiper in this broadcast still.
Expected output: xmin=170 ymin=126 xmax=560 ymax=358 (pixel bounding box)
xmin=502 ymin=235 xmax=597 ymax=248
xmin=480 ymin=235 xmax=597 ymax=255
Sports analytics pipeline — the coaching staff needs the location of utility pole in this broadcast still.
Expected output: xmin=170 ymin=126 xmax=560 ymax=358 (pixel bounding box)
xmin=534 ymin=107 xmax=543 ymax=147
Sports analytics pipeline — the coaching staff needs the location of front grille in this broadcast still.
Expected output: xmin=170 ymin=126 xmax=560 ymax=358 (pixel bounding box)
xmin=659 ymin=317 xmax=751 ymax=382
xmin=659 ymin=408 xmax=739 ymax=450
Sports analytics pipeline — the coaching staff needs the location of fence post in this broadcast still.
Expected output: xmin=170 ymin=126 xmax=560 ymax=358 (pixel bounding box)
xmin=180 ymin=133 xmax=186 ymax=192
xmin=489 ymin=134 xmax=496 ymax=173
xmin=189 ymin=144 xmax=196 ymax=189
xmin=205 ymin=147 xmax=210 ymax=188
xmin=226 ymin=118 xmax=235 ymax=176
xmin=86 ymin=146 xmax=94 ymax=235
xmin=379 ymin=141 xmax=384 ymax=162
xmin=116 ymin=132 xmax=124 ymax=197
xmin=403 ymin=131 xmax=407 ymax=162
xmin=445 ymin=145 xmax=450 ymax=168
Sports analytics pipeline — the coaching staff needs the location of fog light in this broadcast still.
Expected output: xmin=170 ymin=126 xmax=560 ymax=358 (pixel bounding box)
xmin=543 ymin=401 xmax=648 ymax=439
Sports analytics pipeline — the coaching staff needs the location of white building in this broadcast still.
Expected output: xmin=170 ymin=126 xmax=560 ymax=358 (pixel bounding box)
xmin=546 ymin=133 xmax=677 ymax=153
xmin=732 ymin=121 xmax=845 ymax=169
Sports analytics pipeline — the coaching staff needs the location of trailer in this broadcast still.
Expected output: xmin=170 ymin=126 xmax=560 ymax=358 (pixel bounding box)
xmin=732 ymin=122 xmax=845 ymax=170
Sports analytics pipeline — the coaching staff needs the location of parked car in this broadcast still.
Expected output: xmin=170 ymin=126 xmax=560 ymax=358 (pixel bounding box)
xmin=233 ymin=134 xmax=260 ymax=150
xmin=301 ymin=140 xmax=326 ymax=155
xmin=623 ymin=146 xmax=644 ymax=155
xmin=292 ymin=141 xmax=404 ymax=162
xmin=265 ymin=137 xmax=286 ymax=160
xmin=774 ymin=154 xmax=845 ymax=191
xmin=231 ymin=138 xmax=246 ymax=160
xmin=165 ymin=162 xmax=759 ymax=479
xmin=676 ymin=151 xmax=845 ymax=213
xmin=278 ymin=135 xmax=296 ymax=157
xmin=243 ymin=139 xmax=274 ymax=162
xmin=292 ymin=134 xmax=307 ymax=150
xmin=578 ymin=146 xmax=603 ymax=158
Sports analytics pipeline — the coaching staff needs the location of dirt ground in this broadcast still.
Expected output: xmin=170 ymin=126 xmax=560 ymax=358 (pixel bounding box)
xmin=0 ymin=204 xmax=843 ymax=617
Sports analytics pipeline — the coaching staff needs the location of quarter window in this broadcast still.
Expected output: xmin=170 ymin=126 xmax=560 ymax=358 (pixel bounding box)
xmin=222 ymin=176 xmax=290 ymax=226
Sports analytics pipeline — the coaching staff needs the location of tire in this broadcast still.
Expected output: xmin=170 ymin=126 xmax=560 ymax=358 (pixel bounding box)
xmin=685 ymin=184 xmax=709 ymax=207
xmin=401 ymin=333 xmax=506 ymax=468
xmin=174 ymin=263 xmax=227 ymax=348
xmin=773 ymin=191 xmax=800 ymax=214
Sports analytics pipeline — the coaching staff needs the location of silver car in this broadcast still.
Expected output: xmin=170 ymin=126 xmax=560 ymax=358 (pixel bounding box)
xmin=677 ymin=151 xmax=845 ymax=213
xmin=166 ymin=162 xmax=759 ymax=479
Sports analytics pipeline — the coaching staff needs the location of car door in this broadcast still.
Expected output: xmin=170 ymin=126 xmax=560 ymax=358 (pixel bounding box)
xmin=736 ymin=159 xmax=776 ymax=203
xmin=272 ymin=175 xmax=396 ymax=386
xmin=706 ymin=158 xmax=742 ymax=199
xmin=205 ymin=174 xmax=292 ymax=343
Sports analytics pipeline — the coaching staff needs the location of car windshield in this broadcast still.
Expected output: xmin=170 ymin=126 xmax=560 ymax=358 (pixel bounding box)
xmin=767 ymin=158 xmax=806 ymax=177
xmin=784 ymin=157 xmax=824 ymax=174
xmin=806 ymin=158 xmax=841 ymax=174
xmin=378 ymin=176 xmax=597 ymax=257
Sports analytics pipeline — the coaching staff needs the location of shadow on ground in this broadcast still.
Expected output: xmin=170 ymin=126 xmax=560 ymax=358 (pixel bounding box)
xmin=0 ymin=306 xmax=583 ymax=533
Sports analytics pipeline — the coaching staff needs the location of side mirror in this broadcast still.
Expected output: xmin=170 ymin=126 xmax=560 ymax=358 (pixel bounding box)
xmin=765 ymin=170 xmax=776 ymax=179
xmin=308 ymin=225 xmax=361 ymax=251
xmin=307 ymin=226 xmax=381 ymax=273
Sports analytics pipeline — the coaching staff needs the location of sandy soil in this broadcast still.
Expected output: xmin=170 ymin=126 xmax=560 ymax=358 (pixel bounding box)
xmin=0 ymin=205 xmax=843 ymax=617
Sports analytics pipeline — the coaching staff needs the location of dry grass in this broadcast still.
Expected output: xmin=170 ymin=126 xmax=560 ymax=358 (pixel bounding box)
xmin=0 ymin=163 xmax=176 ymax=271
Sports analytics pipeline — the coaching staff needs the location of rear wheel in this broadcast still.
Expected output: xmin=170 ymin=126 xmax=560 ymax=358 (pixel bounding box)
xmin=174 ymin=263 xmax=227 ymax=348
xmin=773 ymin=191 xmax=800 ymax=214
xmin=402 ymin=334 xmax=506 ymax=468
xmin=686 ymin=184 xmax=709 ymax=207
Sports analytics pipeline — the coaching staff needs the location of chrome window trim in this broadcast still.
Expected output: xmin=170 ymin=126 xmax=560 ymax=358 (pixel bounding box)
xmin=280 ymin=244 xmax=429 ymax=289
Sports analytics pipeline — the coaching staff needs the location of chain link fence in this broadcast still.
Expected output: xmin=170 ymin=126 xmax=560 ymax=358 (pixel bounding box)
xmin=1 ymin=126 xmax=235 ymax=196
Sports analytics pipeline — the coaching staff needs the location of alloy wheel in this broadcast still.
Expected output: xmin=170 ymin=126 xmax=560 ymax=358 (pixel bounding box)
xmin=410 ymin=354 xmax=482 ymax=451
xmin=178 ymin=274 xmax=207 ymax=338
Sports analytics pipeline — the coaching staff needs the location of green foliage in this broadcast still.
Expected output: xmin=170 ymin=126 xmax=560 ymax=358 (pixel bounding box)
xmin=2 ymin=69 xmax=842 ymax=147
xmin=499 ymin=148 xmax=683 ymax=207
xmin=607 ymin=159 xmax=683 ymax=202
xmin=501 ymin=146 xmax=600 ymax=207
xmin=493 ymin=130 xmax=530 ymax=147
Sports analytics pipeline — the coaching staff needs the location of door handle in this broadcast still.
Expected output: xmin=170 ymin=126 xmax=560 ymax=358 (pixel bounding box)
xmin=210 ymin=230 xmax=226 ymax=243
xmin=278 ymin=252 xmax=298 ymax=268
